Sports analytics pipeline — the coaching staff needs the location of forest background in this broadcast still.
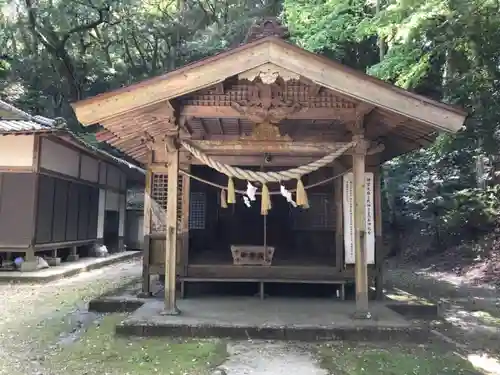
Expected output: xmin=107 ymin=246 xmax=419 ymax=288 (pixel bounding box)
xmin=1 ymin=0 xmax=499 ymax=283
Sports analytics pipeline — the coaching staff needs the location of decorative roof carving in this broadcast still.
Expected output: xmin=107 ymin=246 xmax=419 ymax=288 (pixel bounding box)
xmin=245 ymin=18 xmax=289 ymax=43
xmin=231 ymin=82 xmax=303 ymax=125
xmin=238 ymin=63 xmax=299 ymax=84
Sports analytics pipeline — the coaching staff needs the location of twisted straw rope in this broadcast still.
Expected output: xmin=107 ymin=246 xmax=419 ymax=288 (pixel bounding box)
xmin=179 ymin=167 xmax=352 ymax=195
xmin=180 ymin=140 xmax=356 ymax=183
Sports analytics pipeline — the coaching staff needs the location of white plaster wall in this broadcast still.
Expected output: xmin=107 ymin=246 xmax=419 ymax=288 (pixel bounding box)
xmin=39 ymin=138 xmax=79 ymax=177
xmin=0 ymin=135 xmax=34 ymax=167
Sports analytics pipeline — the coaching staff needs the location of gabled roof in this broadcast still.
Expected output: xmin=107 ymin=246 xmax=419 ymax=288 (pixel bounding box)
xmin=0 ymin=100 xmax=144 ymax=174
xmin=72 ymin=37 xmax=467 ymax=133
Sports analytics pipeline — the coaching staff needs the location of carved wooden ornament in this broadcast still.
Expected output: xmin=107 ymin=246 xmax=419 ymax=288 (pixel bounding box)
xmin=240 ymin=121 xmax=292 ymax=141
xmin=239 ymin=63 xmax=300 ymax=84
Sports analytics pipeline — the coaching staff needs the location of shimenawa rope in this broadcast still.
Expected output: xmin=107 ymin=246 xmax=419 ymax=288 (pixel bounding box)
xmin=180 ymin=140 xmax=355 ymax=183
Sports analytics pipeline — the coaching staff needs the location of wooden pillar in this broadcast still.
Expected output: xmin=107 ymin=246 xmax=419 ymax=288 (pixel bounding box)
xmin=179 ymin=166 xmax=190 ymax=278
xmin=164 ymin=145 xmax=180 ymax=314
xmin=118 ymin=192 xmax=126 ymax=251
xmin=96 ymin=189 xmax=106 ymax=245
xmin=352 ymin=134 xmax=370 ymax=317
xmin=374 ymin=167 xmax=384 ymax=300
xmin=141 ymin=162 xmax=153 ymax=296
xmin=334 ymin=164 xmax=344 ymax=271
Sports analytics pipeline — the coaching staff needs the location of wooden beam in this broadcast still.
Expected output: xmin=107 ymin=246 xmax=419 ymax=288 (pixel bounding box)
xmin=187 ymin=154 xmax=328 ymax=166
xmin=334 ymin=163 xmax=344 ymax=272
xmin=352 ymin=133 xmax=370 ymax=317
xmin=181 ymin=105 xmax=355 ymax=120
xmin=164 ymin=148 xmax=180 ymax=315
xmin=72 ymin=41 xmax=271 ymax=125
xmin=72 ymin=38 xmax=466 ymax=133
xmin=179 ymin=166 xmax=190 ymax=279
xmin=374 ymin=167 xmax=384 ymax=300
xmin=267 ymin=41 xmax=466 ymax=132
xmin=191 ymin=140 xmax=353 ymax=153
xmin=142 ymin=162 xmax=153 ymax=296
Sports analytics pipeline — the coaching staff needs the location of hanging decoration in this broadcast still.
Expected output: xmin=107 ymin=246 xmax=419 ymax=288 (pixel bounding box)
xmin=246 ymin=181 xmax=257 ymax=201
xmin=261 ymin=183 xmax=272 ymax=215
xmin=180 ymin=139 xmax=355 ymax=215
xmin=227 ymin=177 xmax=236 ymax=204
xmin=243 ymin=196 xmax=251 ymax=208
xmin=295 ymin=178 xmax=309 ymax=209
xmin=280 ymin=184 xmax=297 ymax=207
xmin=220 ymin=189 xmax=228 ymax=208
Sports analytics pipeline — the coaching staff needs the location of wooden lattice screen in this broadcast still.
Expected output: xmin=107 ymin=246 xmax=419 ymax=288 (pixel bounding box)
xmin=189 ymin=192 xmax=206 ymax=230
xmin=150 ymin=172 xmax=184 ymax=232
xmin=292 ymin=193 xmax=335 ymax=230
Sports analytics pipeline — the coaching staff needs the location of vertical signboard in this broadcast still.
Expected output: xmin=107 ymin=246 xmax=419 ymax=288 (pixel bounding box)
xmin=343 ymin=172 xmax=375 ymax=264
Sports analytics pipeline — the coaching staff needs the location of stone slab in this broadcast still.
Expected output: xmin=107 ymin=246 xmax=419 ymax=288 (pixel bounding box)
xmin=66 ymin=254 xmax=80 ymax=262
xmin=116 ymin=298 xmax=432 ymax=343
xmin=46 ymin=257 xmax=62 ymax=267
xmin=0 ymin=251 xmax=141 ymax=283
xmin=89 ymin=296 xmax=146 ymax=313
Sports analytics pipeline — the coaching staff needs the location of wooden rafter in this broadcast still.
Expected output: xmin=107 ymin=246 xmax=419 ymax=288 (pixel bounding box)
xmin=72 ymin=38 xmax=466 ymax=133
xmin=180 ymin=105 xmax=356 ymax=120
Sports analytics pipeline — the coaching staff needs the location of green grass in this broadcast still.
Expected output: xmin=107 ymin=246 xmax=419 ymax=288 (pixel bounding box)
xmin=317 ymin=342 xmax=481 ymax=375
xmin=45 ymin=314 xmax=228 ymax=375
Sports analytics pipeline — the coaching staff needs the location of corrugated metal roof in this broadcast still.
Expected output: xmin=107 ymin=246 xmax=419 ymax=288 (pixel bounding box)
xmin=0 ymin=119 xmax=53 ymax=133
xmin=0 ymin=100 xmax=58 ymax=133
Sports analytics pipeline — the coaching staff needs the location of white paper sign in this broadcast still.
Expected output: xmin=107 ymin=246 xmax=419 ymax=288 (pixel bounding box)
xmin=343 ymin=172 xmax=375 ymax=264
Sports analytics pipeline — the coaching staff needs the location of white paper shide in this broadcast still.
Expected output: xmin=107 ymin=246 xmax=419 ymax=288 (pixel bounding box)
xmin=343 ymin=172 xmax=375 ymax=264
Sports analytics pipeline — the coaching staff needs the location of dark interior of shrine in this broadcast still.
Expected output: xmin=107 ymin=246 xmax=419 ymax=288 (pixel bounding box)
xmin=188 ymin=165 xmax=338 ymax=267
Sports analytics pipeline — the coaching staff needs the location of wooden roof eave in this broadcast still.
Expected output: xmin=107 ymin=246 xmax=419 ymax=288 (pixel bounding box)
xmin=71 ymin=37 xmax=467 ymax=135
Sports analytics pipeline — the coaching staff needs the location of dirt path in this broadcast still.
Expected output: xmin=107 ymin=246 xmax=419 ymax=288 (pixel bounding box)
xmin=219 ymin=341 xmax=327 ymax=375
xmin=386 ymin=264 xmax=500 ymax=373
xmin=0 ymin=258 xmax=141 ymax=375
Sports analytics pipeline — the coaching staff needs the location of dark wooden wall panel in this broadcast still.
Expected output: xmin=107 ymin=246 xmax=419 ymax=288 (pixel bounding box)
xmin=65 ymin=182 xmax=79 ymax=241
xmin=52 ymin=179 xmax=69 ymax=243
xmin=35 ymin=175 xmax=55 ymax=244
xmin=77 ymin=185 xmax=91 ymax=240
xmin=0 ymin=173 xmax=36 ymax=246
xmin=87 ymin=187 xmax=99 ymax=238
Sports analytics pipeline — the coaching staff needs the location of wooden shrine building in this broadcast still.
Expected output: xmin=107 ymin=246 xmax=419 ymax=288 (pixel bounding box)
xmin=71 ymin=19 xmax=467 ymax=316
xmin=0 ymin=100 xmax=144 ymax=270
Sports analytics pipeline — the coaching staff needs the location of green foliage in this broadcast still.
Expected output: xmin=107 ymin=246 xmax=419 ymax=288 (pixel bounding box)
xmin=1 ymin=0 xmax=500 ymax=252
xmin=283 ymin=0 xmax=500 ymax=251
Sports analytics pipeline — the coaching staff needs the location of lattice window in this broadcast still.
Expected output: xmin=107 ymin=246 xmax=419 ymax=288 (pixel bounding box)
xmin=149 ymin=172 xmax=183 ymax=232
xmin=189 ymin=192 xmax=206 ymax=230
xmin=291 ymin=193 xmax=335 ymax=230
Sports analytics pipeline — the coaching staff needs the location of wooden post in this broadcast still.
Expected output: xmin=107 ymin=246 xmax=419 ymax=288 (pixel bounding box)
xmin=179 ymin=166 xmax=190 ymax=279
xmin=374 ymin=167 xmax=384 ymax=300
xmin=163 ymin=144 xmax=180 ymax=315
xmin=352 ymin=133 xmax=370 ymax=317
xmin=334 ymin=164 xmax=344 ymax=271
xmin=140 ymin=163 xmax=153 ymax=297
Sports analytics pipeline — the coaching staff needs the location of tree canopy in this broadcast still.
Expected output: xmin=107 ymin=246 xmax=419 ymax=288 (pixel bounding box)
xmin=1 ymin=0 xmax=500 ymax=256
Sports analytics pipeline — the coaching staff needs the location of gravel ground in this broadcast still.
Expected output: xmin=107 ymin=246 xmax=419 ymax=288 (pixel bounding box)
xmin=220 ymin=341 xmax=327 ymax=375
xmin=386 ymin=264 xmax=500 ymax=374
xmin=0 ymin=258 xmax=493 ymax=375
xmin=0 ymin=258 xmax=141 ymax=375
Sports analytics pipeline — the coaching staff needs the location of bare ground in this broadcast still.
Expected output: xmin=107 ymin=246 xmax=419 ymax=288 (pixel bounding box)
xmin=386 ymin=261 xmax=500 ymax=374
xmin=0 ymin=258 xmax=141 ymax=375
xmin=0 ymin=256 xmax=494 ymax=375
